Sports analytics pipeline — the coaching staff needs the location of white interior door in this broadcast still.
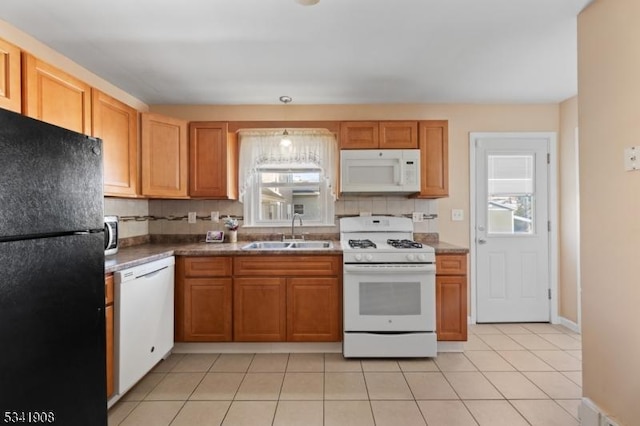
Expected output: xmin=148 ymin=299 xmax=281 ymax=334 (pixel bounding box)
xmin=474 ymin=135 xmax=551 ymax=323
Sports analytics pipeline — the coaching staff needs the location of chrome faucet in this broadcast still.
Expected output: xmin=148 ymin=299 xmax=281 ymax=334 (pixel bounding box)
xmin=291 ymin=213 xmax=303 ymax=240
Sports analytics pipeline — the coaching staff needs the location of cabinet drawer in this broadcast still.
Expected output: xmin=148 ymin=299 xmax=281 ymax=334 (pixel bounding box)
xmin=184 ymin=256 xmax=232 ymax=277
xmin=436 ymin=254 xmax=467 ymax=275
xmin=105 ymin=274 xmax=114 ymax=305
xmin=234 ymin=255 xmax=341 ymax=276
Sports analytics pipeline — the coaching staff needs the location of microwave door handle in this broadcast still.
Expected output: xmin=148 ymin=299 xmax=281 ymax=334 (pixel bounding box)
xmin=398 ymin=159 xmax=404 ymax=185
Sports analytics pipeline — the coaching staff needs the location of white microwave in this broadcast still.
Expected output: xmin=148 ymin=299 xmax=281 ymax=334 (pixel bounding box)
xmin=340 ymin=149 xmax=421 ymax=194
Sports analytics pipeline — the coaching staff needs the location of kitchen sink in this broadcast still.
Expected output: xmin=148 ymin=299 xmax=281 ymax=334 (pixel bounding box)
xmin=241 ymin=240 xmax=333 ymax=250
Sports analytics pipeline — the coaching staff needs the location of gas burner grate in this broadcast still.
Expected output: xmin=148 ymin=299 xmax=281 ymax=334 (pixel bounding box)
xmin=386 ymin=239 xmax=423 ymax=249
xmin=349 ymin=239 xmax=377 ymax=249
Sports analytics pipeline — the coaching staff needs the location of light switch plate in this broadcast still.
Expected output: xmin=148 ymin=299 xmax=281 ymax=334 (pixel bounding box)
xmin=451 ymin=209 xmax=464 ymax=221
xmin=624 ymin=146 xmax=640 ymax=171
xmin=188 ymin=212 xmax=197 ymax=224
xmin=211 ymin=211 xmax=220 ymax=222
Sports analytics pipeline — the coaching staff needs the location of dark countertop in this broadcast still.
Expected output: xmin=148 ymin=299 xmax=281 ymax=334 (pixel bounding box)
xmin=105 ymin=240 xmax=469 ymax=274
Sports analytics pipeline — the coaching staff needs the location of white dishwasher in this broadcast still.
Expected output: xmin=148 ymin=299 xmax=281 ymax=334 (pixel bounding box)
xmin=114 ymin=256 xmax=174 ymax=395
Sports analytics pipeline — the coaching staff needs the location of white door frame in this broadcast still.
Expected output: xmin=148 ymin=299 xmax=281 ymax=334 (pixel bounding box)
xmin=469 ymin=132 xmax=559 ymax=324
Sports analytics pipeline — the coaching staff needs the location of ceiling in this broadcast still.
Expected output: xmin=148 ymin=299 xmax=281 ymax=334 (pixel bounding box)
xmin=0 ymin=0 xmax=592 ymax=105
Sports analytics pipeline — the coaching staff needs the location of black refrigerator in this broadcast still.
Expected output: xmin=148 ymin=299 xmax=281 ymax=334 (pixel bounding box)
xmin=0 ymin=109 xmax=107 ymax=425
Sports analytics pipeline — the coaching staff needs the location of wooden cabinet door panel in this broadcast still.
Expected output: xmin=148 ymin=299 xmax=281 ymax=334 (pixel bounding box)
xmin=141 ymin=113 xmax=188 ymax=198
xmin=417 ymin=121 xmax=448 ymax=198
xmin=234 ymin=277 xmax=286 ymax=342
xmin=287 ymin=277 xmax=341 ymax=342
xmin=339 ymin=121 xmax=379 ymax=149
xmin=184 ymin=256 xmax=233 ymax=277
xmin=436 ymin=254 xmax=467 ymax=275
xmin=379 ymin=121 xmax=418 ymax=149
xmin=92 ymin=89 xmax=139 ymax=197
xmin=105 ymin=304 xmax=114 ymax=397
xmin=0 ymin=38 xmax=21 ymax=113
xmin=105 ymin=273 xmax=114 ymax=397
xmin=189 ymin=122 xmax=237 ymax=198
xmin=436 ymin=275 xmax=467 ymax=341
xmin=184 ymin=278 xmax=232 ymax=341
xmin=22 ymin=53 xmax=91 ymax=134
xmin=234 ymin=255 xmax=341 ymax=276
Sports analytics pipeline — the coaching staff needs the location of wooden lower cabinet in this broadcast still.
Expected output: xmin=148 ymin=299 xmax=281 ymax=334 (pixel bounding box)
xmin=184 ymin=278 xmax=232 ymax=341
xmin=104 ymin=274 xmax=114 ymax=398
xmin=234 ymin=277 xmax=286 ymax=342
xmin=287 ymin=277 xmax=340 ymax=342
xmin=175 ymin=257 xmax=233 ymax=342
xmin=175 ymin=255 xmax=342 ymax=343
xmin=435 ymin=254 xmax=468 ymax=341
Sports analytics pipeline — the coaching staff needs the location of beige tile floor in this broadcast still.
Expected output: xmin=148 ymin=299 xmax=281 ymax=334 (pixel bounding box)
xmin=108 ymin=323 xmax=582 ymax=426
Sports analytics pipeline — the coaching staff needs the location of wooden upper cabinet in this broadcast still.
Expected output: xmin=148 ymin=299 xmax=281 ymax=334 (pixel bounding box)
xmin=416 ymin=120 xmax=449 ymax=198
xmin=340 ymin=121 xmax=379 ymax=149
xmin=189 ymin=122 xmax=238 ymax=199
xmin=340 ymin=121 xmax=418 ymax=149
xmin=92 ymin=89 xmax=139 ymax=197
xmin=22 ymin=53 xmax=91 ymax=134
xmin=379 ymin=121 xmax=418 ymax=149
xmin=0 ymin=38 xmax=21 ymax=113
xmin=141 ymin=112 xmax=188 ymax=198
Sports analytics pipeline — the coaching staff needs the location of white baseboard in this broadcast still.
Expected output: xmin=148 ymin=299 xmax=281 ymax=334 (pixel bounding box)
xmin=580 ymin=398 xmax=623 ymax=426
xmin=558 ymin=316 xmax=581 ymax=333
xmin=468 ymin=315 xmax=474 ymax=325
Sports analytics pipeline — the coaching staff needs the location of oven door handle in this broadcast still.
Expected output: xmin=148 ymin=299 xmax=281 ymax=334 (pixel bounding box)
xmin=344 ymin=264 xmax=436 ymax=273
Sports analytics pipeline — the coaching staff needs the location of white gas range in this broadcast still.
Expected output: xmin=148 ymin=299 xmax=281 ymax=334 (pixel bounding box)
xmin=340 ymin=216 xmax=437 ymax=358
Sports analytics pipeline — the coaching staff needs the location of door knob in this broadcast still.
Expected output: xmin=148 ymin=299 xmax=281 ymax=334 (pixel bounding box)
xmin=478 ymin=239 xmax=487 ymax=244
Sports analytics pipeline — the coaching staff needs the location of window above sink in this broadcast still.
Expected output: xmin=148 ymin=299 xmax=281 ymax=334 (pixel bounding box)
xmin=238 ymin=129 xmax=337 ymax=228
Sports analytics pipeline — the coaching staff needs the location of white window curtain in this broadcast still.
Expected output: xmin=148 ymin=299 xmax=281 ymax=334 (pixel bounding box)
xmin=237 ymin=128 xmax=338 ymax=202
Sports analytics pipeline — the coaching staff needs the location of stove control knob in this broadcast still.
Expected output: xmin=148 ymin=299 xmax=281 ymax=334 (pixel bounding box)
xmin=418 ymin=253 xmax=427 ymax=261
xmin=407 ymin=254 xmax=415 ymax=262
xmin=355 ymin=254 xmax=363 ymax=262
xmin=365 ymin=254 xmax=374 ymax=262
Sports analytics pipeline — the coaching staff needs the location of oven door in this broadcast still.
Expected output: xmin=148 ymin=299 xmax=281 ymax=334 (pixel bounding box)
xmin=343 ymin=263 xmax=436 ymax=332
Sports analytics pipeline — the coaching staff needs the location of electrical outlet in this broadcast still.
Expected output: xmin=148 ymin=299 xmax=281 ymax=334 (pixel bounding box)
xmin=211 ymin=211 xmax=219 ymax=222
xmin=188 ymin=212 xmax=197 ymax=224
xmin=412 ymin=212 xmax=423 ymax=222
xmin=451 ymin=209 xmax=464 ymax=221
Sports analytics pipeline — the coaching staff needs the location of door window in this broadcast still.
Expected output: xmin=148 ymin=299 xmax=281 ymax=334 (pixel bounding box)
xmin=487 ymin=154 xmax=535 ymax=235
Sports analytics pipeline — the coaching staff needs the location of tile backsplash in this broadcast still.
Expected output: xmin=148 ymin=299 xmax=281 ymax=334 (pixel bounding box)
xmin=104 ymin=198 xmax=149 ymax=239
xmin=105 ymin=196 xmax=438 ymax=240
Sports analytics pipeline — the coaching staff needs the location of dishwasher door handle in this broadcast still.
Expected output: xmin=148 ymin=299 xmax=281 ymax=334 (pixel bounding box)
xmin=136 ymin=266 xmax=168 ymax=280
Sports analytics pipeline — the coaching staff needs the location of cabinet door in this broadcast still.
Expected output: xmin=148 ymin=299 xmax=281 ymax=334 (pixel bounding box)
xmin=234 ymin=277 xmax=286 ymax=342
xmin=92 ymin=89 xmax=139 ymax=197
xmin=105 ymin=304 xmax=114 ymax=397
xmin=0 ymin=38 xmax=21 ymax=113
xmin=141 ymin=113 xmax=188 ymax=198
xmin=436 ymin=275 xmax=467 ymax=341
xmin=339 ymin=121 xmax=379 ymax=149
xmin=379 ymin=121 xmax=418 ymax=149
xmin=183 ymin=278 xmax=232 ymax=342
xmin=104 ymin=274 xmax=114 ymax=398
xmin=287 ymin=277 xmax=341 ymax=342
xmin=189 ymin=122 xmax=237 ymax=198
xmin=417 ymin=121 xmax=449 ymax=198
xmin=22 ymin=53 xmax=91 ymax=134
